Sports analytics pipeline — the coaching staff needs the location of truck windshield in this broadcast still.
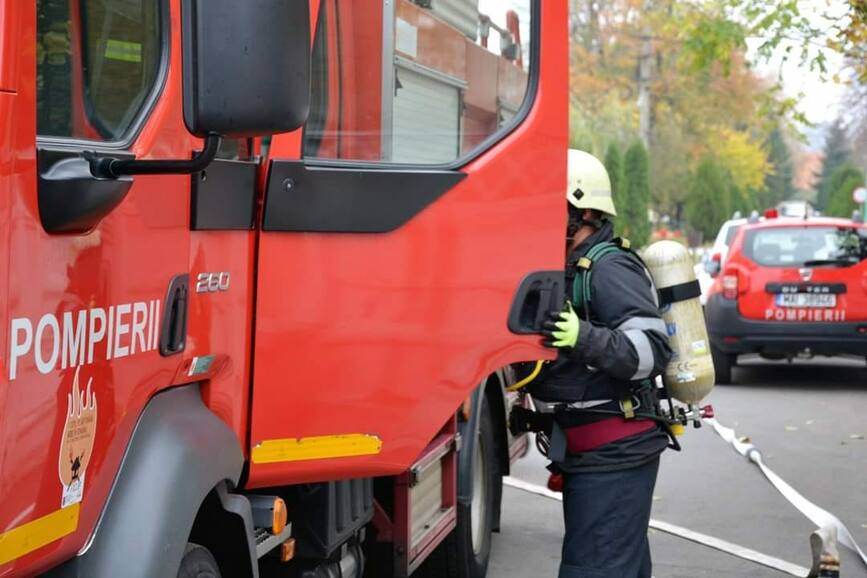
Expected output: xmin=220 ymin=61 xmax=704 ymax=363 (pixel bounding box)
xmin=302 ymin=0 xmax=534 ymax=165
xmin=743 ymin=226 xmax=867 ymax=268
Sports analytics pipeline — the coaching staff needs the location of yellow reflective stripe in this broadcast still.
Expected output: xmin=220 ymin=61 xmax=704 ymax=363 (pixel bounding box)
xmin=105 ymin=39 xmax=142 ymax=63
xmin=252 ymin=434 xmax=383 ymax=465
xmin=0 ymin=504 xmax=80 ymax=565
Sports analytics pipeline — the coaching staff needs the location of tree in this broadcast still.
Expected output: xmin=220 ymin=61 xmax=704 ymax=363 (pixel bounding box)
xmin=763 ymin=127 xmax=795 ymax=207
xmin=623 ymin=142 xmax=651 ymax=247
xmin=816 ymin=120 xmax=852 ymax=210
xmin=685 ymin=158 xmax=732 ymax=241
xmin=649 ymin=113 xmax=691 ymax=221
xmin=727 ymin=179 xmax=754 ymax=216
xmin=732 ymin=0 xmax=867 ymax=83
xmin=715 ymin=128 xmax=771 ymax=196
xmin=845 ymin=80 xmax=867 ymax=172
xmin=604 ymin=144 xmax=627 ymax=236
xmin=824 ymin=163 xmax=866 ymax=218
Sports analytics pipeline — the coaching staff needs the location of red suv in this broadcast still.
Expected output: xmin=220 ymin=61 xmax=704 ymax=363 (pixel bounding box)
xmin=705 ymin=215 xmax=867 ymax=383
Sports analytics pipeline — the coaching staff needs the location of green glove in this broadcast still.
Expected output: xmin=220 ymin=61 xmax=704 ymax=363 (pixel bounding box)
xmin=541 ymin=303 xmax=580 ymax=348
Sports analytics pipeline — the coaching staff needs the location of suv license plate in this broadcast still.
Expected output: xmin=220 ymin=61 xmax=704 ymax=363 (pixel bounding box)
xmin=776 ymin=294 xmax=837 ymax=308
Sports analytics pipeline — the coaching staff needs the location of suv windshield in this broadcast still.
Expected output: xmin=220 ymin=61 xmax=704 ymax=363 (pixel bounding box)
xmin=743 ymin=226 xmax=867 ymax=268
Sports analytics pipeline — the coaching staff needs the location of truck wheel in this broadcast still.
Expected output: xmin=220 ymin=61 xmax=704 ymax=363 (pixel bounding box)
xmin=417 ymin=398 xmax=497 ymax=578
xmin=177 ymin=543 xmax=221 ymax=578
xmin=711 ymin=344 xmax=734 ymax=385
xmin=464 ymin=398 xmax=496 ymax=575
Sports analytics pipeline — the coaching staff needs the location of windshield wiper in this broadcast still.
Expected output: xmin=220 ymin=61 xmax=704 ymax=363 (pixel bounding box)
xmin=802 ymin=259 xmax=855 ymax=268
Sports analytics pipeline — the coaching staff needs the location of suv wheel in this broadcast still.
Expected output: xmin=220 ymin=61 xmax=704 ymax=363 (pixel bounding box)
xmin=711 ymin=344 xmax=734 ymax=385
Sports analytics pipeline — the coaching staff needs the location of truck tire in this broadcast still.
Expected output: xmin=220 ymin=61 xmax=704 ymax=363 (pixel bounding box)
xmin=711 ymin=343 xmax=734 ymax=385
xmin=177 ymin=543 xmax=221 ymax=578
xmin=416 ymin=399 xmax=497 ymax=578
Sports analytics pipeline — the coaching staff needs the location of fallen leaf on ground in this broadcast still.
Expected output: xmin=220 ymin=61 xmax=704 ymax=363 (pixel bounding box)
xmin=849 ymin=434 xmax=864 ymax=440
xmin=785 ymin=426 xmax=799 ymax=432
xmin=805 ymin=420 xmax=815 ymax=425
xmin=653 ymin=495 xmax=662 ymax=502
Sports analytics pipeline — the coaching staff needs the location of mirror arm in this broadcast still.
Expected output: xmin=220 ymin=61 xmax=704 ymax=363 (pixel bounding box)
xmin=85 ymin=134 xmax=222 ymax=179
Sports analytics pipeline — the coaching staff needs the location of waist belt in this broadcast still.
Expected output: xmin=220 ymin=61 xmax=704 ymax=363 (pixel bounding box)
xmin=510 ymin=382 xmax=678 ymax=454
xmin=563 ymin=417 xmax=657 ymax=453
xmin=510 ymin=398 xmax=658 ymax=453
xmin=556 ymin=397 xmax=658 ymax=452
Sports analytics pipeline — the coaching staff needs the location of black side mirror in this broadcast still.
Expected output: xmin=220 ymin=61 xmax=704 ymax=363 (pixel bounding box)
xmin=182 ymin=0 xmax=311 ymax=138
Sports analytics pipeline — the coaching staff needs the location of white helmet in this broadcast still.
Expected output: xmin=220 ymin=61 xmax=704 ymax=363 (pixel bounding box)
xmin=566 ymin=149 xmax=617 ymax=218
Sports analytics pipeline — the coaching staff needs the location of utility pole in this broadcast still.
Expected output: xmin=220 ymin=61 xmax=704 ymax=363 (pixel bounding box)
xmin=587 ymin=1 xmax=602 ymax=58
xmin=637 ymin=27 xmax=652 ymax=148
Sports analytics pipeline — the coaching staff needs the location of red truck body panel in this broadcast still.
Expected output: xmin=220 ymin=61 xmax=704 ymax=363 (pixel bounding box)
xmin=0 ymin=1 xmax=567 ymax=574
xmin=247 ymin=1 xmax=566 ymax=488
xmin=0 ymin=3 xmax=209 ymax=575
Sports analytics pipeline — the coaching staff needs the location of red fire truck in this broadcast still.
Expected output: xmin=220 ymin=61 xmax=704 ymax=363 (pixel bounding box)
xmin=0 ymin=1 xmax=567 ymax=577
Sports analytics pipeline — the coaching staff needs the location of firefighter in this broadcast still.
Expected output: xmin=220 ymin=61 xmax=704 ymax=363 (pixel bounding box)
xmin=537 ymin=149 xmax=673 ymax=578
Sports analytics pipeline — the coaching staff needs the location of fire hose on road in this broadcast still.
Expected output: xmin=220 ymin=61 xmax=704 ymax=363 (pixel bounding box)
xmin=706 ymin=417 xmax=867 ymax=577
xmin=505 ymin=416 xmax=867 ymax=577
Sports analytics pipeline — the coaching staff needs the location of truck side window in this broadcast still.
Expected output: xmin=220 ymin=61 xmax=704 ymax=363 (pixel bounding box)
xmin=37 ymin=0 xmax=162 ymax=141
xmin=303 ymin=0 xmax=533 ymax=166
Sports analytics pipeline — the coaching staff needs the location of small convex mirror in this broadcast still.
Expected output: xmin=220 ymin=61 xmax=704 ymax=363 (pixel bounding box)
xmin=182 ymin=0 xmax=311 ymax=138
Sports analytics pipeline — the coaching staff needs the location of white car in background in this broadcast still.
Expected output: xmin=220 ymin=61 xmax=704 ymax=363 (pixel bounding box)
xmin=696 ymin=215 xmax=752 ymax=304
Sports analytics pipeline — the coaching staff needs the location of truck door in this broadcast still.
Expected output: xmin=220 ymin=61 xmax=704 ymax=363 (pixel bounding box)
xmin=0 ymin=2 xmax=198 ymax=573
xmin=248 ymin=0 xmax=567 ymax=488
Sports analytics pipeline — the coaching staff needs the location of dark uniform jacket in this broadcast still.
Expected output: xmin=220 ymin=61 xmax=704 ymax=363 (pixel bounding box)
xmin=533 ymin=222 xmax=672 ymax=403
xmin=532 ymin=222 xmax=673 ymax=471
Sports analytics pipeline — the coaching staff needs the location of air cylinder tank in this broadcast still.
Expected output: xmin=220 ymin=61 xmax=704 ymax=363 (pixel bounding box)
xmin=642 ymin=240 xmax=715 ymax=404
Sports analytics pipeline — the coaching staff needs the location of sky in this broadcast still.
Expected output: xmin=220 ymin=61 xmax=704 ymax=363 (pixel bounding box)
xmin=746 ymin=0 xmax=851 ymax=147
xmin=476 ymin=0 xmax=849 ymax=148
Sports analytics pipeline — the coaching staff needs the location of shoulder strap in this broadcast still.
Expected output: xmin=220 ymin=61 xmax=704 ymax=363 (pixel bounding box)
xmin=571 ymin=238 xmax=642 ymax=315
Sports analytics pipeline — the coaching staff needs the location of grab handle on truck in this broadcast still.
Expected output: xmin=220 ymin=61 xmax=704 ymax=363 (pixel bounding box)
xmin=507 ymin=271 xmax=565 ymax=334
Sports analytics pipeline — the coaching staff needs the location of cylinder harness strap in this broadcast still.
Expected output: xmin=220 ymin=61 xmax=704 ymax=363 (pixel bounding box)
xmin=657 ymin=279 xmax=703 ymax=306
xmin=572 ymin=237 xmax=634 ymax=320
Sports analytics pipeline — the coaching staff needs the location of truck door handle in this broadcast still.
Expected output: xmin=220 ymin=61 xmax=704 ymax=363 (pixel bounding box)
xmin=507 ymin=271 xmax=565 ymax=334
xmin=160 ymin=275 xmax=190 ymax=356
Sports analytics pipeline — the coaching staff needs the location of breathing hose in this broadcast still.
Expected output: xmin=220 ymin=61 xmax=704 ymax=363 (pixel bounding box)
xmin=507 ymin=360 xmax=545 ymax=392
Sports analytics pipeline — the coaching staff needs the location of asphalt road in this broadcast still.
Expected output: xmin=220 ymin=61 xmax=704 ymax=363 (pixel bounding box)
xmin=490 ymin=357 xmax=867 ymax=577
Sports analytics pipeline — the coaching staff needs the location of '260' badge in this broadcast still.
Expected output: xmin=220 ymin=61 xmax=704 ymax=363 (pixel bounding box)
xmin=196 ymin=272 xmax=230 ymax=294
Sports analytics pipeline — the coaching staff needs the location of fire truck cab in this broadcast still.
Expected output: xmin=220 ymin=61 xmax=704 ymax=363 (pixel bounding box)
xmin=0 ymin=1 xmax=567 ymax=577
